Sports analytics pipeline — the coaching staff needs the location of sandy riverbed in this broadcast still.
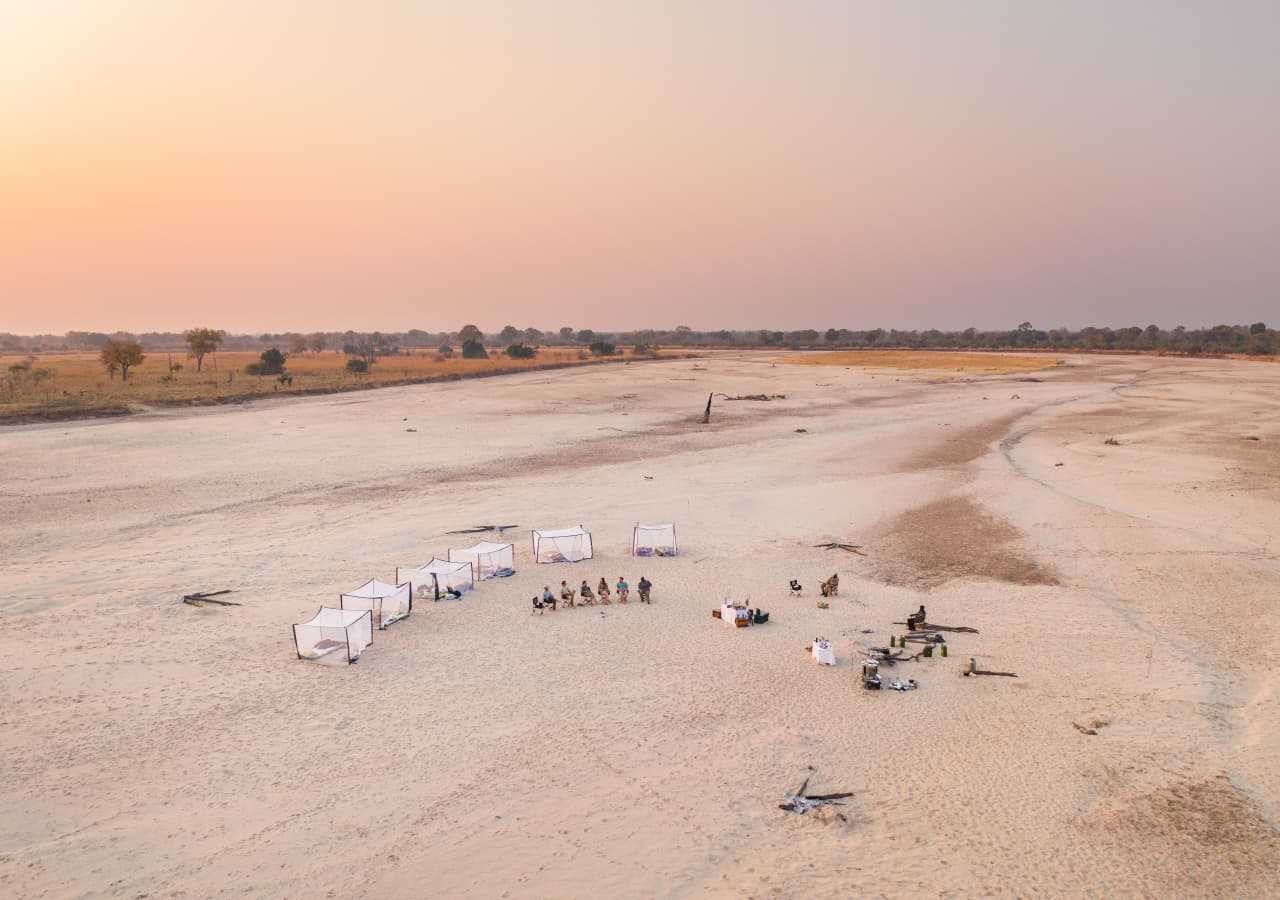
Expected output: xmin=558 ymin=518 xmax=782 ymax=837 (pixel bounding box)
xmin=2 ymin=352 xmax=1278 ymax=898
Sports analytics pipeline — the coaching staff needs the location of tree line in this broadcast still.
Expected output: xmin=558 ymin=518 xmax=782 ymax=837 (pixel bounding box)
xmin=3 ymin=321 xmax=1275 ymax=357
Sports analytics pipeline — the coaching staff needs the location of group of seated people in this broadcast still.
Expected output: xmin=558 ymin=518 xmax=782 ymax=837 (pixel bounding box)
xmin=533 ymin=575 xmax=652 ymax=613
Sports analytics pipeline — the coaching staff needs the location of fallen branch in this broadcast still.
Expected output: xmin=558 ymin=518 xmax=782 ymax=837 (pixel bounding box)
xmin=892 ymin=622 xmax=979 ymax=633
xmin=964 ymin=658 xmax=1017 ymax=677
xmin=182 ymin=590 xmax=240 ymax=607
xmin=718 ymin=393 xmax=786 ymax=401
xmin=1072 ymin=722 xmax=1098 ymax=735
xmin=445 ymin=524 xmax=519 ymax=534
xmin=814 ymin=542 xmax=866 ymax=555
xmin=779 ymin=769 xmax=855 ymax=815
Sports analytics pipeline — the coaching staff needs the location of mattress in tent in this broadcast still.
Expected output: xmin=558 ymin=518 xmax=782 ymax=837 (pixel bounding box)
xmin=339 ymin=579 xmax=412 ymax=628
xmin=449 ymin=541 xmax=515 ymax=578
xmin=531 ymin=526 xmax=593 ymax=563
xmin=632 ymin=523 xmax=677 ymax=557
xmin=293 ymin=607 xmax=373 ymax=663
xmin=396 ymin=558 xmax=474 ymax=597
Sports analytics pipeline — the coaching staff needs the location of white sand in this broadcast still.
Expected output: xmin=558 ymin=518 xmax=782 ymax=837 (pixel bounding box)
xmin=2 ymin=353 xmax=1278 ymax=897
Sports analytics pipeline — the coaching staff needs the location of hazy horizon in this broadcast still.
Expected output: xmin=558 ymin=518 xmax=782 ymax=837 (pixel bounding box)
xmin=3 ymin=1 xmax=1278 ymax=334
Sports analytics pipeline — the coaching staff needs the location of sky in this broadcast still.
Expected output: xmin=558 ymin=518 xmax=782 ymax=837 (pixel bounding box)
xmin=2 ymin=0 xmax=1278 ymax=334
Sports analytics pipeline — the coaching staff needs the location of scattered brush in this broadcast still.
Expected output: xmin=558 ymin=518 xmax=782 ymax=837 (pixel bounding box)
xmin=815 ymin=542 xmax=865 ymax=554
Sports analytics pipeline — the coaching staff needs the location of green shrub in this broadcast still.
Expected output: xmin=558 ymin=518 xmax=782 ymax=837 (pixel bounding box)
xmin=505 ymin=343 xmax=537 ymax=359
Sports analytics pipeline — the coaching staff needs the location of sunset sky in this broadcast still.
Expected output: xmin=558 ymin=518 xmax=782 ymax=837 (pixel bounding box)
xmin=2 ymin=1 xmax=1278 ymax=334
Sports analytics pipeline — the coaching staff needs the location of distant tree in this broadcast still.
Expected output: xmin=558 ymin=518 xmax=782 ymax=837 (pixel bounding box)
xmin=459 ymin=324 xmax=484 ymax=346
xmin=588 ymin=340 xmax=616 ymax=356
xmin=341 ymin=333 xmax=387 ymax=366
xmin=505 ymin=343 xmax=537 ymax=359
xmin=345 ymin=358 xmax=369 ymax=375
xmin=438 ymin=342 xmax=454 ymax=357
xmin=523 ymin=327 xmax=544 ymax=344
xmin=246 ymin=347 xmax=287 ymax=376
xmin=499 ymin=325 xmax=521 ymax=343
xmin=100 ymin=339 xmax=145 ymax=381
xmin=633 ymin=342 xmax=658 ymax=356
xmin=183 ymin=327 xmax=225 ymax=372
xmin=461 ymin=339 xmax=488 ymax=359
xmin=576 ymin=329 xmax=596 ymax=345
xmin=288 ymin=333 xmax=309 ymax=356
xmin=558 ymin=326 xmax=574 ymax=343
xmin=1246 ymin=330 xmax=1274 ymax=355
xmin=308 ymin=332 xmax=328 ymax=353
xmin=1250 ymin=322 xmax=1267 ymax=334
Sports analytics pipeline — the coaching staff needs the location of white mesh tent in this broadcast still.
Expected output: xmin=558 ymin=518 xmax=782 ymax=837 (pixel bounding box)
xmin=531 ymin=526 xmax=593 ymax=563
xmin=396 ymin=558 xmax=474 ymax=600
xmin=339 ymin=579 xmax=412 ymax=629
xmin=449 ymin=541 xmax=515 ymax=579
xmin=293 ymin=607 xmax=373 ymax=664
xmin=632 ymin=523 xmax=677 ymax=557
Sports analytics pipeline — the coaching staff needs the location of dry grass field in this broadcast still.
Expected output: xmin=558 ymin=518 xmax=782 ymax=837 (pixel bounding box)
xmin=0 ymin=347 xmax=657 ymax=421
xmin=789 ymin=349 xmax=1059 ymax=373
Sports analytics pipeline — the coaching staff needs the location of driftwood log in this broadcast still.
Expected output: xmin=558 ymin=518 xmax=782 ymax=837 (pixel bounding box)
xmin=814 ymin=542 xmax=866 ymax=555
xmin=892 ymin=622 xmax=979 ymax=633
xmin=964 ymin=657 xmax=1017 ymax=677
xmin=182 ymin=590 xmax=240 ymax=607
xmin=779 ymin=770 xmax=855 ymax=814
xmin=445 ymin=524 xmax=519 ymax=534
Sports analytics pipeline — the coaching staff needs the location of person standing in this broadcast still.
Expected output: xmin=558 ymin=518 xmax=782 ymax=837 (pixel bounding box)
xmin=637 ymin=576 xmax=652 ymax=604
xmin=560 ymin=580 xmax=576 ymax=608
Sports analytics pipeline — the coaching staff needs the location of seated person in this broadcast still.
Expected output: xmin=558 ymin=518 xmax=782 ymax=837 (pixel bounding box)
xmin=616 ymin=576 xmax=630 ymax=603
xmin=637 ymin=576 xmax=652 ymax=604
xmin=597 ymin=577 xmax=611 ymax=603
xmin=579 ymin=580 xmax=596 ymax=603
xmin=542 ymin=586 xmax=557 ymax=611
xmin=560 ymin=580 xmax=575 ymax=607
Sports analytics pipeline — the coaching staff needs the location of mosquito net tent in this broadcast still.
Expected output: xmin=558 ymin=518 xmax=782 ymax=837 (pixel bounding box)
xmin=396 ymin=558 xmax=474 ymax=600
xmin=632 ymin=523 xmax=677 ymax=557
xmin=339 ymin=579 xmax=412 ymax=629
xmin=449 ymin=541 xmax=515 ymax=579
xmin=531 ymin=526 xmax=593 ymax=563
xmin=293 ymin=607 xmax=373 ymax=663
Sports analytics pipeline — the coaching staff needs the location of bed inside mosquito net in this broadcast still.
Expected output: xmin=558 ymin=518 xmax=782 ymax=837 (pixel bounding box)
xmin=396 ymin=559 xmax=474 ymax=598
xmin=339 ymin=579 xmax=412 ymax=628
xmin=532 ymin=527 xmax=593 ymax=563
xmin=449 ymin=541 xmax=515 ymax=578
xmin=293 ymin=607 xmax=373 ymax=663
xmin=632 ymin=523 xmax=677 ymax=556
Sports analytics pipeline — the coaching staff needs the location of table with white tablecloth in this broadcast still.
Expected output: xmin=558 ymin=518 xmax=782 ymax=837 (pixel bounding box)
xmin=812 ymin=639 xmax=836 ymax=665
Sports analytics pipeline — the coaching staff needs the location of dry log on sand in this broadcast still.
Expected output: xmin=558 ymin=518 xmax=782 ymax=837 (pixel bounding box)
xmin=964 ymin=657 xmax=1017 ymax=677
xmin=182 ymin=590 xmax=240 ymax=607
xmin=892 ymin=622 xmax=979 ymax=633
